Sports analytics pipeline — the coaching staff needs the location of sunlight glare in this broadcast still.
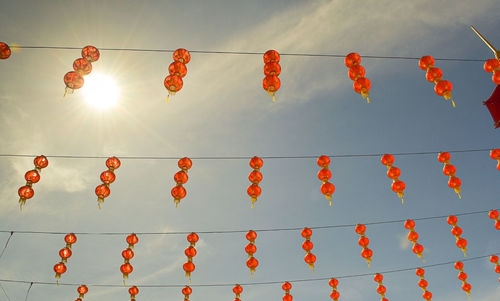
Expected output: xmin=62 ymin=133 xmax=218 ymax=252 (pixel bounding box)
xmin=81 ymin=73 xmax=119 ymax=109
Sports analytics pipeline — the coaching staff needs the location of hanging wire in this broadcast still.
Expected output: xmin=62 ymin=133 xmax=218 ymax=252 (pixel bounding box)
xmin=0 ymin=282 xmax=11 ymax=301
xmin=0 ymin=208 xmax=495 ymax=236
xmin=0 ymin=253 xmax=496 ymax=288
xmin=23 ymin=282 xmax=32 ymax=301
xmin=10 ymin=45 xmax=487 ymax=62
xmin=0 ymin=232 xmax=13 ymax=260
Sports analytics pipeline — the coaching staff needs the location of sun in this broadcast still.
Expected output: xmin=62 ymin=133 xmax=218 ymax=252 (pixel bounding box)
xmin=81 ymin=73 xmax=119 ymax=110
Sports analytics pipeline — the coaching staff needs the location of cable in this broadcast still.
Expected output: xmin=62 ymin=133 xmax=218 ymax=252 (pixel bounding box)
xmin=0 ymin=208 xmax=495 ymax=236
xmin=0 ymin=253 xmax=496 ymax=288
xmin=0 ymin=232 xmax=13 ymax=260
xmin=10 ymin=45 xmax=487 ymax=62
xmin=0 ymin=282 xmax=11 ymax=301
xmin=23 ymin=282 xmax=32 ymax=301
xmin=0 ymin=147 xmax=494 ymax=161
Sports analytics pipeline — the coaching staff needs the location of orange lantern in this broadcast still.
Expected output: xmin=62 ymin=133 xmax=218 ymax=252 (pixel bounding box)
xmin=164 ymin=48 xmax=191 ymax=102
xmin=282 ymin=282 xmax=292 ymax=301
xmin=490 ymin=149 xmax=500 ymax=170
xmin=64 ymin=45 xmax=99 ymax=97
xmin=483 ymin=58 xmax=500 ymax=85
xmin=301 ymin=227 xmax=316 ymax=272
xmin=233 ymin=284 xmax=243 ymax=301
xmin=245 ymin=230 xmax=258 ymax=277
xmin=404 ymin=219 xmax=425 ymax=262
xmin=437 ymin=152 xmax=462 ymax=198
xmin=53 ymin=233 xmax=76 ymax=281
xmin=345 ymin=52 xmax=371 ymax=103
xmin=489 ymin=209 xmax=500 ymax=230
xmin=95 ymin=157 xmax=120 ymax=209
xmin=0 ymin=42 xmax=11 ymax=59
xmin=77 ymin=284 xmax=88 ymax=299
xmin=263 ymin=50 xmax=281 ymax=101
xmin=329 ymin=278 xmax=340 ymax=301
xmin=182 ymin=286 xmax=192 ymax=301
xmin=248 ymin=156 xmax=263 ymax=208
xmin=121 ymin=233 xmax=138 ymax=283
xmin=172 ymin=157 xmax=192 ymax=207
xmin=373 ymin=273 xmax=388 ymax=301
xmin=73 ymin=58 xmax=92 ymax=76
xmin=415 ymin=268 xmax=432 ymax=301
xmin=81 ymin=45 xmax=100 ymax=63
xmin=355 ymin=224 xmax=373 ymax=266
xmin=454 ymin=261 xmax=472 ymax=297
xmin=489 ymin=255 xmax=500 ymax=282
xmin=447 ymin=216 xmax=468 ymax=256
xmin=317 ymin=155 xmax=335 ymax=206
xmin=418 ymin=55 xmax=455 ymax=107
xmin=53 ymin=262 xmax=67 ymax=281
xmin=184 ymin=232 xmax=199 ymax=281
xmin=126 ymin=233 xmax=139 ymax=248
xmin=18 ymin=155 xmax=48 ymax=210
xmin=129 ymin=286 xmax=139 ymax=301
xmin=380 ymin=154 xmax=405 ymax=204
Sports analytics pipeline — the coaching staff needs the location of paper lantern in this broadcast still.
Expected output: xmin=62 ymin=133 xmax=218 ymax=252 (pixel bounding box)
xmin=380 ymin=154 xmax=405 ymax=204
xmin=173 ymin=48 xmax=191 ymax=64
xmin=95 ymin=157 xmax=120 ymax=209
xmin=489 ymin=209 xmax=500 ymax=230
xmin=317 ymin=155 xmax=335 ymax=206
xmin=77 ymin=285 xmax=88 ymax=299
xmin=169 ymin=61 xmax=188 ymax=78
xmin=164 ymin=48 xmax=191 ymax=102
xmin=73 ymin=58 xmax=92 ymax=76
xmin=355 ymin=224 xmax=373 ymax=266
xmin=233 ymin=284 xmax=243 ymax=301
xmin=484 ymin=85 xmax=500 ymax=128
xmin=0 ymin=42 xmax=11 ymax=59
xmin=419 ymin=55 xmax=455 ymax=107
xmin=345 ymin=52 xmax=371 ymax=103
xmin=454 ymin=261 xmax=472 ymax=297
xmin=373 ymin=273 xmax=388 ymax=301
xmin=437 ymin=152 xmax=462 ymax=198
xmin=53 ymin=262 xmax=67 ymax=280
xmin=18 ymin=155 xmax=48 ymax=210
xmin=171 ymin=157 xmax=192 ymax=207
xmin=129 ymin=286 xmax=139 ymax=300
xmin=404 ymin=219 xmax=425 ymax=262
xmin=121 ymin=233 xmax=138 ymax=283
xmin=483 ymin=58 xmax=500 ymax=84
xmin=53 ymin=233 xmax=76 ymax=281
xmin=329 ymin=278 xmax=340 ymax=301
xmin=245 ymin=230 xmax=258 ymax=277
xmin=81 ymin=46 xmax=100 ymax=63
xmin=301 ymin=227 xmax=316 ymax=272
xmin=248 ymin=156 xmax=263 ymax=208
xmin=282 ymin=282 xmax=292 ymax=301
xmin=490 ymin=149 xmax=500 ymax=170
xmin=184 ymin=232 xmax=198 ymax=281
xmin=415 ymin=268 xmax=432 ymax=301
xmin=489 ymin=255 xmax=500 ymax=282
xmin=263 ymin=50 xmax=281 ymax=101
xmin=182 ymin=286 xmax=192 ymax=301
xmin=447 ymin=216 xmax=468 ymax=256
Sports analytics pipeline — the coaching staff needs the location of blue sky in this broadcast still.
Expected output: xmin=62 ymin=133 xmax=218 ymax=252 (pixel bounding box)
xmin=0 ymin=0 xmax=499 ymax=300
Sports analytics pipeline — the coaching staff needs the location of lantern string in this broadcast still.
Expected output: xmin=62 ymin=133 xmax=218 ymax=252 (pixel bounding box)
xmin=0 ymin=147 xmax=494 ymax=161
xmin=10 ymin=45 xmax=486 ymax=62
xmin=0 ymin=282 xmax=11 ymax=301
xmin=24 ymin=282 xmax=32 ymax=301
xmin=0 ymin=232 xmax=13 ymax=260
xmin=0 ymin=252 xmax=497 ymax=288
xmin=0 ymin=208 xmax=495 ymax=236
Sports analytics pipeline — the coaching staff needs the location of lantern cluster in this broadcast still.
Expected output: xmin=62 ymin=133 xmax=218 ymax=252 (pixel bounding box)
xmin=247 ymin=156 xmax=263 ymax=208
xmin=404 ymin=219 xmax=425 ymax=261
xmin=301 ymin=227 xmax=316 ymax=272
xmin=262 ymin=50 xmax=281 ymax=102
xmin=447 ymin=215 xmax=468 ymax=256
xmin=183 ymin=232 xmax=199 ymax=281
xmin=437 ymin=152 xmax=462 ymax=198
xmin=0 ymin=42 xmax=11 ymax=59
xmin=489 ymin=255 xmax=500 ymax=282
xmin=95 ymin=156 xmax=121 ymax=209
xmin=245 ymin=230 xmax=258 ymax=277
xmin=373 ymin=273 xmax=389 ymax=301
xmin=53 ymin=233 xmax=77 ymax=281
xmin=182 ymin=286 xmax=192 ymax=301
xmin=233 ymin=284 xmax=243 ymax=301
xmin=345 ymin=52 xmax=372 ymax=103
xmin=63 ymin=45 xmax=100 ymax=96
xmin=129 ymin=286 xmax=139 ymax=301
xmin=355 ymin=224 xmax=373 ymax=266
xmin=164 ymin=48 xmax=191 ymax=102
xmin=172 ymin=157 xmax=192 ymax=207
xmin=380 ymin=154 xmax=406 ymax=204
xmin=489 ymin=209 xmax=500 ymax=230
xmin=483 ymin=58 xmax=500 ymax=85
xmin=282 ymin=282 xmax=292 ymax=301
xmin=18 ymin=155 xmax=48 ymax=210
xmin=415 ymin=268 xmax=433 ymax=301
xmin=120 ymin=233 xmax=138 ymax=283
xmin=329 ymin=278 xmax=340 ymax=301
xmin=317 ymin=155 xmax=335 ymax=206
xmin=490 ymin=149 xmax=500 ymax=170
xmin=454 ymin=261 xmax=472 ymax=297
xmin=418 ymin=55 xmax=455 ymax=107
xmin=75 ymin=285 xmax=88 ymax=301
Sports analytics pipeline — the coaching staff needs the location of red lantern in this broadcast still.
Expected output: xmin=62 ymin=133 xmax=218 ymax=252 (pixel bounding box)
xmin=489 ymin=209 xmax=500 ymax=230
xmin=233 ymin=284 xmax=243 ymax=300
xmin=282 ymin=282 xmax=292 ymax=301
xmin=173 ymin=48 xmax=191 ymax=64
xmin=404 ymin=219 xmax=425 ymax=261
xmin=59 ymin=247 xmax=72 ymax=262
xmin=489 ymin=255 xmax=500 ymax=282
xmin=437 ymin=152 xmax=461 ymax=198
xmin=171 ymin=157 xmax=192 ymax=207
xmin=263 ymin=50 xmax=281 ymax=101
xmin=301 ymin=228 xmax=316 ymax=271
xmin=169 ymin=61 xmax=188 ymax=78
xmin=126 ymin=233 xmax=139 ymax=248
xmin=77 ymin=285 xmax=88 ymax=299
xmin=415 ymin=268 xmax=432 ymax=301
xmin=317 ymin=156 xmax=335 ymax=206
xmin=264 ymin=62 xmax=281 ymax=76
xmin=63 ymin=71 xmax=84 ymax=96
xmin=121 ymin=234 xmax=138 ymax=283
xmin=182 ymin=286 xmax=192 ymax=301
xmin=418 ymin=55 xmax=455 ymax=107
xmin=447 ymin=216 xmax=468 ymax=256
xmin=373 ymin=273 xmax=388 ymax=301
xmin=95 ymin=157 xmax=121 ymax=209
xmin=53 ymin=233 xmax=76 ymax=280
xmin=329 ymin=278 xmax=340 ymax=301
xmin=345 ymin=52 xmax=371 ymax=103
xmin=19 ymin=156 xmax=49 ymax=210
xmin=490 ymin=149 xmax=500 ymax=170
xmin=454 ymin=261 xmax=471 ymax=297
xmin=483 ymin=58 xmax=500 ymax=84
xmin=245 ymin=230 xmax=258 ymax=277
xmin=0 ymin=42 xmax=11 ymax=59
xmin=65 ymin=233 xmax=77 ymax=247
xmin=355 ymin=224 xmax=373 ymax=266
xmin=184 ymin=232 xmax=198 ymax=281
xmin=54 ymin=262 xmax=67 ymax=279
xmin=100 ymin=170 xmax=116 ymax=185
xmin=187 ymin=232 xmax=199 ymax=246
xmin=484 ymin=85 xmax=500 ymax=128
xmin=81 ymin=46 xmax=100 ymax=63
xmin=380 ymin=154 xmax=405 ymax=204
xmin=73 ymin=58 xmax=92 ymax=76
xmin=122 ymin=248 xmax=135 ymax=261
xmin=129 ymin=286 xmax=139 ymax=300
xmin=248 ymin=156 xmax=263 ymax=208
xmin=164 ymin=75 xmax=183 ymax=101
xmin=106 ymin=156 xmax=121 ymax=171
xmin=164 ymin=48 xmax=191 ymax=102
xmin=120 ymin=263 xmax=134 ymax=279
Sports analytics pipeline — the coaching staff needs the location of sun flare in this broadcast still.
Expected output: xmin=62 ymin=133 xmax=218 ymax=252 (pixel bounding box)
xmin=81 ymin=73 xmax=119 ymax=110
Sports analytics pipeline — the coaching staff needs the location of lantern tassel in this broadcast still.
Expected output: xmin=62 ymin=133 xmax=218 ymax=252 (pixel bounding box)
xmin=166 ymin=95 xmax=170 ymax=103
xmin=454 ymin=188 xmax=462 ymax=199
xmin=366 ymin=258 xmax=371 ymax=267
xmin=451 ymin=98 xmax=456 ymax=108
xmin=272 ymin=95 xmax=276 ymax=102
xmin=462 ymin=248 xmax=467 ymax=257
xmin=19 ymin=198 xmax=25 ymax=211
xmin=329 ymin=200 xmax=332 ymax=207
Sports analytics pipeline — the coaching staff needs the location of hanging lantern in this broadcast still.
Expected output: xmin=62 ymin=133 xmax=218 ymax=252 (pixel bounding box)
xmin=447 ymin=216 xmax=468 ymax=256
xmin=454 ymin=261 xmax=472 ymax=297
xmin=81 ymin=45 xmax=100 ymax=63
xmin=171 ymin=157 xmax=192 ymax=207
xmin=164 ymin=75 xmax=183 ymax=101
xmin=95 ymin=157 xmax=121 ymax=209
xmin=489 ymin=255 xmax=500 ymax=282
xmin=126 ymin=233 xmax=139 ymax=248
xmin=53 ymin=232 xmax=76 ymax=281
xmin=73 ymin=58 xmax=92 ymax=76
xmin=184 ymin=232 xmax=198 ymax=281
xmin=128 ymin=286 xmax=139 ymax=301
xmin=404 ymin=219 xmax=425 ymax=262
xmin=418 ymin=55 xmax=455 ymax=107
xmin=484 ymin=86 xmax=500 ymax=128
xmin=483 ymin=58 xmax=500 ymax=85
xmin=245 ymin=230 xmax=258 ymax=277
xmin=329 ymin=278 xmax=340 ymax=301
xmin=247 ymin=156 xmax=263 ymax=208
xmin=182 ymin=286 xmax=192 ymax=301
xmin=233 ymin=284 xmax=243 ymax=301
xmin=373 ymin=273 xmax=388 ymax=301
xmin=489 ymin=209 xmax=500 ymax=230
xmin=263 ymin=50 xmax=281 ymax=102
xmin=317 ymin=155 xmax=335 ymax=206
xmin=76 ymin=284 xmax=88 ymax=299
xmin=0 ymin=42 xmax=12 ymax=59
xmin=437 ymin=152 xmax=462 ymax=198
xmin=355 ymin=224 xmax=373 ymax=266
xmin=301 ymin=227 xmax=316 ymax=272
xmin=173 ymin=48 xmax=191 ymax=64
xmin=53 ymin=262 xmax=67 ymax=281
xmin=380 ymin=154 xmax=405 ymax=204
xmin=415 ymin=268 xmax=433 ymax=301
xmin=490 ymin=149 xmax=500 ymax=170
xmin=345 ymin=52 xmax=371 ymax=103
xmin=282 ymin=282 xmax=292 ymax=301
xmin=164 ymin=48 xmax=191 ymax=102
xmin=121 ymin=233 xmax=138 ymax=284
xmin=169 ymin=61 xmax=188 ymax=78
xmin=18 ymin=155 xmax=48 ymax=210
